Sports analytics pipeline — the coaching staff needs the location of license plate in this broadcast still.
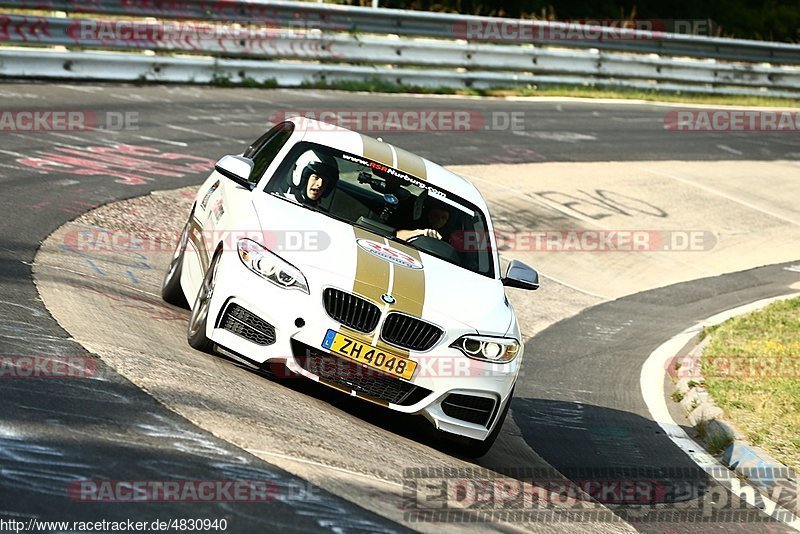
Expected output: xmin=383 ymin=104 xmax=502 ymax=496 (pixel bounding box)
xmin=321 ymin=329 xmax=416 ymax=380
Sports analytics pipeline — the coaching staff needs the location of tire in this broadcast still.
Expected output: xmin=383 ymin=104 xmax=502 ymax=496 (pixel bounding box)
xmin=444 ymin=387 xmax=514 ymax=458
xmin=161 ymin=210 xmax=192 ymax=308
xmin=187 ymin=250 xmax=221 ymax=353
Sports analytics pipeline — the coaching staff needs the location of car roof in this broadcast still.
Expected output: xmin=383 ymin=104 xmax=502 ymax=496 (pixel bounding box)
xmin=287 ymin=116 xmax=489 ymax=212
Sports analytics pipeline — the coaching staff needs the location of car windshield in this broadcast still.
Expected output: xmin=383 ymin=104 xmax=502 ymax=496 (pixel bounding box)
xmin=265 ymin=142 xmax=495 ymax=278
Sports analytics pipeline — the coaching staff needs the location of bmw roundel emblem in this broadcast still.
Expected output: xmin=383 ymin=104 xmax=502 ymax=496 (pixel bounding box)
xmin=381 ymin=294 xmax=396 ymax=305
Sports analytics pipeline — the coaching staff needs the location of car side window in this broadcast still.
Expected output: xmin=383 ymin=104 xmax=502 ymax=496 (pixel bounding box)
xmin=246 ymin=121 xmax=295 ymax=184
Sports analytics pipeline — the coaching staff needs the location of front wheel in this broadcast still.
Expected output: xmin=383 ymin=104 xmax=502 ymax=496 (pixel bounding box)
xmin=187 ymin=251 xmax=220 ymax=353
xmin=161 ymin=210 xmax=192 ymax=308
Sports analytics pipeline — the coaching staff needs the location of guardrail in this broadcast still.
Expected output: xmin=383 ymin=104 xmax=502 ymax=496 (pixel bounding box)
xmin=2 ymin=0 xmax=800 ymax=64
xmin=1 ymin=1 xmax=799 ymax=97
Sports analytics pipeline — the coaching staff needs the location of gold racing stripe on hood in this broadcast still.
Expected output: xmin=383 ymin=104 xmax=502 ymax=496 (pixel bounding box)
xmin=352 ymin=226 xmax=390 ymax=306
xmin=345 ymin=227 xmax=428 ymax=360
xmin=386 ymin=241 xmax=425 ymax=319
xmin=392 ymin=145 xmax=427 ymax=181
xmin=360 ymin=135 xmax=393 ymax=166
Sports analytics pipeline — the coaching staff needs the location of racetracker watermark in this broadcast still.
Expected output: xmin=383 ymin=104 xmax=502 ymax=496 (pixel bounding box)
xmin=71 ymin=19 xmax=329 ymax=42
xmin=671 ymin=354 xmax=800 ymax=379
xmin=271 ymin=110 xmax=525 ymax=132
xmin=452 ymin=19 xmax=713 ymax=42
xmin=69 ymin=19 xmax=340 ymax=58
xmin=452 ymin=230 xmax=716 ymax=252
xmin=294 ymin=354 xmax=516 ymax=381
xmin=0 ymin=111 xmax=138 ymax=131
xmin=62 ymin=229 xmax=331 ymax=253
xmin=0 ymin=355 xmax=97 ymax=378
xmin=2 ymin=519 xmax=227 ymax=533
xmin=67 ymin=480 xmax=300 ymax=502
xmin=665 ymin=110 xmax=800 ymax=132
xmin=62 ymin=229 xmax=715 ymax=254
xmin=402 ymin=467 xmax=800 ymax=522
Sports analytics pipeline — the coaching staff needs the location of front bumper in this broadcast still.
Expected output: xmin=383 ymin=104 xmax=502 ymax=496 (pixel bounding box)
xmin=205 ymin=250 xmax=520 ymax=440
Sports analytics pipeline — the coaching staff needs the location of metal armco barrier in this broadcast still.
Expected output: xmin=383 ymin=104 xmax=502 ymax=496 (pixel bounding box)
xmin=0 ymin=1 xmax=799 ymax=97
xmin=2 ymin=0 xmax=800 ymax=64
xmin=2 ymin=49 xmax=799 ymax=99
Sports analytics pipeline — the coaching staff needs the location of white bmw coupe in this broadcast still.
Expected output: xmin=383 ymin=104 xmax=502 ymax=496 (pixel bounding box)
xmin=162 ymin=117 xmax=539 ymax=456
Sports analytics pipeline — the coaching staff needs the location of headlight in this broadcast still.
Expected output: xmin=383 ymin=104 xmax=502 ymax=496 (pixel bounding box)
xmin=237 ymin=238 xmax=309 ymax=294
xmin=450 ymin=335 xmax=519 ymax=363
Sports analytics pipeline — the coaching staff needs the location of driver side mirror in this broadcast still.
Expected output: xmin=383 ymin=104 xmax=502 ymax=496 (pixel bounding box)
xmin=215 ymin=155 xmax=255 ymax=190
xmin=502 ymin=259 xmax=539 ymax=290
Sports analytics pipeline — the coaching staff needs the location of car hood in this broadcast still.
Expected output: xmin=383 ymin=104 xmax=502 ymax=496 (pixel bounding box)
xmin=252 ymin=195 xmax=513 ymax=334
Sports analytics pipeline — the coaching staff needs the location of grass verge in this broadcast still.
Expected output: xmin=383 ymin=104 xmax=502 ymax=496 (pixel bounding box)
xmin=701 ymin=297 xmax=800 ymax=470
xmin=302 ymin=78 xmax=800 ymax=108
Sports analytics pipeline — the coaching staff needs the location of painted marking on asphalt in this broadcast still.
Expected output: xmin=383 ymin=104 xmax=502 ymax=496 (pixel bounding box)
xmin=10 ymin=132 xmax=118 ymax=149
xmin=716 ymin=144 xmax=743 ymax=156
xmin=536 ymin=386 xmax=595 ymax=396
xmin=0 ymin=424 xmax=95 ymax=497
xmin=512 ymin=130 xmax=597 ymax=143
xmin=108 ymin=92 xmax=150 ymax=102
xmin=165 ymin=124 xmax=249 ymax=143
xmin=0 ymin=149 xmax=28 ymax=158
xmin=640 ymin=292 xmax=800 ymax=529
xmin=611 ymin=116 xmax=660 ymax=123
xmin=0 ymin=511 xmax=37 ymax=519
xmin=460 ymin=172 xmax=607 ymax=229
xmin=539 ymin=272 xmax=611 ymax=300
xmin=784 ymin=264 xmax=800 ymax=273
xmin=14 ymin=144 xmax=214 ymax=186
xmin=135 ymin=135 xmax=188 ymax=147
xmin=48 ymin=132 xmax=97 ymax=144
xmin=54 ymin=84 xmax=104 ymax=93
xmin=33 ymin=262 xmax=160 ymax=300
xmin=0 ymin=89 xmax=42 ymax=99
xmin=165 ymin=124 xmax=226 ymax=139
xmin=0 ymin=162 xmax=33 ymax=173
xmin=294 ymin=91 xmax=328 ymax=100
xmin=584 ymin=319 xmax=634 ymax=339
xmin=637 ymin=166 xmax=800 ymax=227
xmin=186 ymin=115 xmax=225 ymax=122
xmin=0 ymin=423 xmax=22 ymax=438
xmin=85 ymin=259 xmax=105 ymax=276
xmin=0 ymin=298 xmax=73 ymax=355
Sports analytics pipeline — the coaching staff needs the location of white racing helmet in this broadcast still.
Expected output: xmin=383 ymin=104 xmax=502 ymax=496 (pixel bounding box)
xmin=291 ymin=149 xmax=339 ymax=202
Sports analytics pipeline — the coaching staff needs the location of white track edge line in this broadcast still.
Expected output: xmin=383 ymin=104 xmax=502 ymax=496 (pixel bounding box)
xmin=640 ymin=291 xmax=800 ymax=529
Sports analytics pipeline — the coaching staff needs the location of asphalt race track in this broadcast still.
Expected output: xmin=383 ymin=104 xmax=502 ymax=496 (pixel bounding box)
xmin=2 ymin=82 xmax=800 ymax=532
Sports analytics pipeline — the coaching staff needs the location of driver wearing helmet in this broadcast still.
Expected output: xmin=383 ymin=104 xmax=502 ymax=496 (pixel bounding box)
xmin=286 ymin=149 xmax=339 ymax=207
